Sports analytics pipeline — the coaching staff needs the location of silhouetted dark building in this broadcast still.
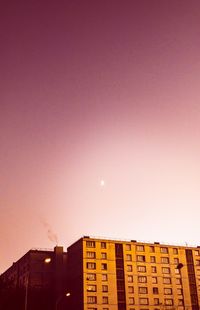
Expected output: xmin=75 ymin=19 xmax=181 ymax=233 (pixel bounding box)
xmin=0 ymin=246 xmax=67 ymax=310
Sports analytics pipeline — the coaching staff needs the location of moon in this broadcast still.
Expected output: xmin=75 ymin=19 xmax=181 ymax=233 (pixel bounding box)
xmin=100 ymin=179 xmax=105 ymax=187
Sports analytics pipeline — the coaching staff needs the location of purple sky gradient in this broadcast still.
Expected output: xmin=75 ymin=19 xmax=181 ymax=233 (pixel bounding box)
xmin=1 ymin=0 xmax=200 ymax=272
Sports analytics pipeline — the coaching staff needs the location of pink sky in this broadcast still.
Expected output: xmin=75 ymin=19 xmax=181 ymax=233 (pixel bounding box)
xmin=1 ymin=0 xmax=200 ymax=273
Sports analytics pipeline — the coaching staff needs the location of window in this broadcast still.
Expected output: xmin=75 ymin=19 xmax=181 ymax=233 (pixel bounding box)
xmin=127 ymin=265 xmax=133 ymax=272
xmin=126 ymin=254 xmax=132 ymax=261
xmin=137 ymin=255 xmax=145 ymax=262
xmin=139 ymin=287 xmax=148 ymax=294
xmin=128 ymin=275 xmax=133 ymax=283
xmin=87 ymin=296 xmax=97 ymax=304
xmin=87 ymin=285 xmax=97 ymax=292
xmin=196 ymin=260 xmax=200 ymax=266
xmin=162 ymin=267 xmax=170 ymax=274
xmin=101 ymin=252 xmax=107 ymax=259
xmin=163 ymin=277 xmax=171 ymax=284
xmin=137 ymin=265 xmax=146 ymax=272
xmin=150 ymin=246 xmax=155 ymax=252
xmin=86 ymin=251 xmax=96 ymax=258
xmin=164 ymin=299 xmax=173 ymax=306
xmin=154 ymin=298 xmax=159 ymax=305
xmin=101 ymin=242 xmax=106 ymax=249
xmin=160 ymin=247 xmax=168 ymax=254
xmin=102 ymin=296 xmax=108 ymax=304
xmin=178 ymin=299 xmax=184 ymax=305
xmin=150 ymin=256 xmax=156 ymax=263
xmin=174 ymin=258 xmax=179 ymax=264
xmin=151 ymin=266 xmax=157 ymax=273
xmin=138 ymin=276 xmax=147 ymax=283
xmin=101 ymin=263 xmax=107 ymax=270
xmin=87 ymin=262 xmax=96 ymax=270
xmin=102 ymin=274 xmax=108 ymax=281
xmin=86 ymin=241 xmax=96 ymax=248
xmin=102 ymin=285 xmax=108 ymax=292
xmin=139 ymin=298 xmax=149 ymax=305
xmin=126 ymin=244 xmax=131 ymax=251
xmin=153 ymin=287 xmax=159 ymax=294
xmin=164 ymin=288 xmax=172 ymax=295
xmin=176 ymin=278 xmax=182 ymax=285
xmin=177 ymin=288 xmax=183 ymax=295
xmin=137 ymin=245 xmax=145 ymax=252
xmin=175 ymin=268 xmax=180 ymax=274
xmin=88 ymin=308 xmax=97 ymax=310
xmin=173 ymin=248 xmax=178 ymax=254
xmin=152 ymin=277 xmax=157 ymax=284
xmin=129 ymin=297 xmax=135 ymax=305
xmin=195 ymin=250 xmax=200 ymax=256
xmin=128 ymin=286 xmax=134 ymax=293
xmin=161 ymin=257 xmax=169 ymax=264
xmin=87 ymin=273 xmax=96 ymax=281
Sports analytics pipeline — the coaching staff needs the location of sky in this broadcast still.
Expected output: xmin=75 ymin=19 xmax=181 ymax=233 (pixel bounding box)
xmin=1 ymin=0 xmax=200 ymax=273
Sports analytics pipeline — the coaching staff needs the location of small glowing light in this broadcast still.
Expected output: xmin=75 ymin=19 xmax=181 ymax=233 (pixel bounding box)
xmin=66 ymin=292 xmax=71 ymax=297
xmin=44 ymin=257 xmax=51 ymax=264
xmin=100 ymin=180 xmax=105 ymax=187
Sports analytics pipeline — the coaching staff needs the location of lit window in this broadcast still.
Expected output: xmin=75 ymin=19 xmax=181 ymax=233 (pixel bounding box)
xmin=126 ymin=254 xmax=132 ymax=261
xmin=154 ymin=298 xmax=159 ymax=305
xmin=162 ymin=267 xmax=170 ymax=274
xmin=86 ymin=252 xmax=96 ymax=258
xmin=87 ymin=262 xmax=96 ymax=270
xmin=126 ymin=244 xmax=131 ymax=251
xmin=139 ymin=298 xmax=149 ymax=305
xmin=137 ymin=255 xmax=145 ymax=262
xmin=86 ymin=241 xmax=96 ymax=248
xmin=173 ymin=248 xmax=178 ymax=254
xmin=128 ymin=275 xmax=134 ymax=283
xmin=178 ymin=299 xmax=184 ymax=305
xmin=164 ymin=299 xmax=173 ymax=306
xmin=160 ymin=247 xmax=168 ymax=254
xmin=151 ymin=266 xmax=157 ymax=273
xmin=101 ymin=252 xmax=107 ymax=259
xmin=196 ymin=260 xmax=200 ymax=266
xmin=139 ymin=287 xmax=148 ymax=294
xmin=137 ymin=265 xmax=146 ymax=272
xmin=127 ymin=265 xmax=133 ymax=272
xmin=87 ymin=296 xmax=97 ymax=304
xmin=150 ymin=256 xmax=156 ymax=263
xmin=129 ymin=297 xmax=135 ymax=305
xmin=128 ymin=286 xmax=134 ymax=293
xmin=101 ymin=242 xmax=107 ymax=249
xmin=102 ymin=274 xmax=108 ymax=281
xmin=101 ymin=263 xmax=107 ymax=270
xmin=163 ymin=277 xmax=171 ymax=284
xmin=175 ymin=268 xmax=180 ymax=274
xmin=149 ymin=246 xmax=155 ymax=252
xmin=136 ymin=245 xmax=145 ymax=252
xmin=176 ymin=278 xmax=182 ymax=285
xmin=102 ymin=296 xmax=108 ymax=304
xmin=153 ymin=287 xmax=159 ymax=294
xmin=102 ymin=285 xmax=108 ymax=292
xmin=177 ymin=288 xmax=183 ymax=295
xmin=174 ymin=258 xmax=179 ymax=264
xmin=161 ymin=257 xmax=169 ymax=264
xmin=138 ymin=276 xmax=147 ymax=283
xmin=87 ymin=285 xmax=97 ymax=292
xmin=152 ymin=277 xmax=157 ymax=284
xmin=87 ymin=273 xmax=96 ymax=281
xmin=195 ymin=250 xmax=200 ymax=256
xmin=164 ymin=288 xmax=172 ymax=295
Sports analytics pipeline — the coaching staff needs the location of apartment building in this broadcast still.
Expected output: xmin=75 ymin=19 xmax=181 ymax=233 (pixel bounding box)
xmin=1 ymin=237 xmax=200 ymax=310
xmin=0 ymin=246 xmax=67 ymax=310
xmin=67 ymin=236 xmax=200 ymax=310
